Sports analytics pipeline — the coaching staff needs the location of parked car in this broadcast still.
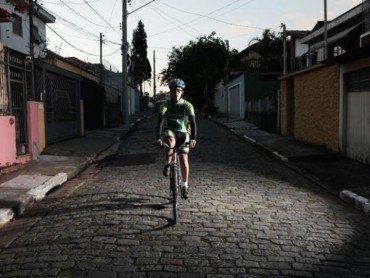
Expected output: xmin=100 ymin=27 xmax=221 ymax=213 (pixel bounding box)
xmin=148 ymin=101 xmax=154 ymax=109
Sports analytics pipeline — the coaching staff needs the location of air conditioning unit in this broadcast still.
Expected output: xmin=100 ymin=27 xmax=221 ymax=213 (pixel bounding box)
xmin=360 ymin=31 xmax=370 ymax=47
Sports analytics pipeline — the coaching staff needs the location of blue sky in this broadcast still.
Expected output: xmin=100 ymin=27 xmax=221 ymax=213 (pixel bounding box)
xmin=41 ymin=0 xmax=362 ymax=93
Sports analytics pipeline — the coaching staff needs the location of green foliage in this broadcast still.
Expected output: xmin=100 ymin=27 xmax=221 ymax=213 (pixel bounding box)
xmin=130 ymin=20 xmax=152 ymax=92
xmin=201 ymin=101 xmax=218 ymax=116
xmin=248 ymin=29 xmax=284 ymax=58
xmin=161 ymin=32 xmax=237 ymax=108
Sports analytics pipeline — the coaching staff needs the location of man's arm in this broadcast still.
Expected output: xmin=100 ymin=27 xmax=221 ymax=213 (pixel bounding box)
xmin=188 ymin=115 xmax=197 ymax=140
xmin=156 ymin=114 xmax=164 ymax=140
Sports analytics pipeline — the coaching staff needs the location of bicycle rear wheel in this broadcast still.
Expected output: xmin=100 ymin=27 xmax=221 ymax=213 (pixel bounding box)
xmin=170 ymin=166 xmax=178 ymax=223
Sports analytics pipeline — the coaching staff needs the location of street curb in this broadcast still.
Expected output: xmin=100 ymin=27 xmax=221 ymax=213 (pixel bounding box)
xmin=340 ymin=190 xmax=370 ymax=216
xmin=0 ymin=114 xmax=150 ymax=228
xmin=0 ymin=208 xmax=15 ymax=226
xmin=212 ymin=117 xmax=370 ymax=217
xmin=244 ymin=133 xmax=370 ymax=216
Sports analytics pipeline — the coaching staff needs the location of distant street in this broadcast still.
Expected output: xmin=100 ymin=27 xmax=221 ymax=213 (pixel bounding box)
xmin=1 ymin=114 xmax=370 ymax=277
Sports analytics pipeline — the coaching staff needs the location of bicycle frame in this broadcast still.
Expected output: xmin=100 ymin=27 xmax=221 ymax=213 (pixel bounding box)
xmin=162 ymin=142 xmax=185 ymax=223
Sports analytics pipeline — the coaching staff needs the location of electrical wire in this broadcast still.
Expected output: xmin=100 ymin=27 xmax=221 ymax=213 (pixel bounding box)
xmin=41 ymin=0 xmax=101 ymax=5
xmin=82 ymin=0 xmax=121 ymax=36
xmin=57 ymin=0 xmax=107 ymax=28
xmin=48 ymin=26 xmax=120 ymax=57
xmin=155 ymin=0 xmax=265 ymax=30
xmin=144 ymin=2 xmax=200 ymax=38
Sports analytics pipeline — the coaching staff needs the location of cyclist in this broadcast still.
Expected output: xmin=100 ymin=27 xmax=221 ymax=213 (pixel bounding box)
xmin=155 ymin=78 xmax=197 ymax=199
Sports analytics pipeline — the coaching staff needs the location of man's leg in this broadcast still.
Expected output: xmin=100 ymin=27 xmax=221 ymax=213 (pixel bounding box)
xmin=179 ymin=153 xmax=189 ymax=185
xmin=179 ymin=153 xmax=189 ymax=199
xmin=165 ymin=136 xmax=176 ymax=161
xmin=163 ymin=136 xmax=175 ymax=176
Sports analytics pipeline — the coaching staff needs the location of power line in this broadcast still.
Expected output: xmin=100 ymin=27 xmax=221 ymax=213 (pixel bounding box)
xmin=82 ymin=0 xmax=121 ymax=36
xmin=48 ymin=12 xmax=99 ymax=37
xmin=57 ymin=0 xmax=107 ymax=28
xmin=156 ymin=0 xmax=265 ymax=30
xmin=48 ymin=26 xmax=120 ymax=57
xmin=145 ymin=2 xmax=200 ymax=37
xmin=41 ymin=0 xmax=101 ymax=5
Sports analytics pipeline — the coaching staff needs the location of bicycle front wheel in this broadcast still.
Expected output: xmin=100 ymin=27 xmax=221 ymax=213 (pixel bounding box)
xmin=171 ymin=166 xmax=179 ymax=223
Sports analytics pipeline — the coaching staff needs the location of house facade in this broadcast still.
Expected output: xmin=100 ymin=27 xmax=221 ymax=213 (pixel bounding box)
xmin=0 ymin=1 xmax=55 ymax=167
xmin=0 ymin=1 xmax=139 ymax=169
xmin=279 ymin=1 xmax=370 ymax=165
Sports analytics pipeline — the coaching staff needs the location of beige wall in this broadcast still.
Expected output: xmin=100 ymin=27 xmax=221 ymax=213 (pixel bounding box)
xmin=280 ymin=64 xmax=340 ymax=152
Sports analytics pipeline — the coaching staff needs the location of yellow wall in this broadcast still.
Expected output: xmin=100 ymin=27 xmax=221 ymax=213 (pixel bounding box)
xmin=42 ymin=58 xmax=99 ymax=83
xmin=280 ymin=64 xmax=340 ymax=152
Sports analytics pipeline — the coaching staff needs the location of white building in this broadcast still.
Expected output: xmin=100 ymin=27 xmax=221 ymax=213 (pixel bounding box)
xmin=0 ymin=0 xmax=55 ymax=57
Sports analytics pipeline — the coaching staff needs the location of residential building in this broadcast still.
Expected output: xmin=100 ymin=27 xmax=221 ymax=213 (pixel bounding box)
xmin=280 ymin=0 xmax=370 ymax=165
xmin=0 ymin=0 xmax=55 ymax=167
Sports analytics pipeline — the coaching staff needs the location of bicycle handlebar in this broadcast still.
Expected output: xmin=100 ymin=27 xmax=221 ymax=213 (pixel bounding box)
xmin=155 ymin=141 xmax=190 ymax=150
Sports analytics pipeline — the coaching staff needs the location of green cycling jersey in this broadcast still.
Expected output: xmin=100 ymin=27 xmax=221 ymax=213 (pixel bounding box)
xmin=159 ymin=98 xmax=195 ymax=133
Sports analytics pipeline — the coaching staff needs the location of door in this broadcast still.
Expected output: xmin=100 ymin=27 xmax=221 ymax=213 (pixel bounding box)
xmin=345 ymin=91 xmax=370 ymax=164
xmin=344 ymin=68 xmax=370 ymax=164
xmin=229 ymin=84 xmax=241 ymax=119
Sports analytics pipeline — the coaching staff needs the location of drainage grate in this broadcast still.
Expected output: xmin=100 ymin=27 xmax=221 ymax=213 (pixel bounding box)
xmin=99 ymin=153 xmax=157 ymax=167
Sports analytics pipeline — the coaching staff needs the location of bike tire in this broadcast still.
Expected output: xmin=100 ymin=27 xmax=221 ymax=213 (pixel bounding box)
xmin=171 ymin=166 xmax=178 ymax=223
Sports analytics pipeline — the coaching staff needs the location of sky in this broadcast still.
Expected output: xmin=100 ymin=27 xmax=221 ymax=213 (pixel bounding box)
xmin=40 ymin=0 xmax=363 ymax=94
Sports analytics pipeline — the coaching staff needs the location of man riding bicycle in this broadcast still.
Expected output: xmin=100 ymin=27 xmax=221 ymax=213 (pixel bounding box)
xmin=155 ymin=78 xmax=197 ymax=199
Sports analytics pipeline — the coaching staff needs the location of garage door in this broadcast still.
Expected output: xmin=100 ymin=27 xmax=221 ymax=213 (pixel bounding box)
xmin=229 ymin=84 xmax=241 ymax=119
xmin=345 ymin=68 xmax=370 ymax=164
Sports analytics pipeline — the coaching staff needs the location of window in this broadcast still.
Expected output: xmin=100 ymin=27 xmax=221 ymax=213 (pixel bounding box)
xmin=33 ymin=25 xmax=41 ymax=44
xmin=346 ymin=67 xmax=370 ymax=92
xmin=334 ymin=46 xmax=346 ymax=56
xmin=12 ymin=13 xmax=22 ymax=36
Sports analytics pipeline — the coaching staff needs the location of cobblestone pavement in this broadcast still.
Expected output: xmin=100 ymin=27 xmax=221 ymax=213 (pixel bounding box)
xmin=1 ymin=115 xmax=370 ymax=277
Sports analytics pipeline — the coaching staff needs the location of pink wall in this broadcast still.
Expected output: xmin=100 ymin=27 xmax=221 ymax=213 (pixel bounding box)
xmin=0 ymin=102 xmax=45 ymax=168
xmin=0 ymin=116 xmax=17 ymax=167
xmin=27 ymin=101 xmax=45 ymax=157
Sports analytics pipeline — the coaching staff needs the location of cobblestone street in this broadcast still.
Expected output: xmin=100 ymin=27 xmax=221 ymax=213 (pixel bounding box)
xmin=1 ymin=115 xmax=370 ymax=277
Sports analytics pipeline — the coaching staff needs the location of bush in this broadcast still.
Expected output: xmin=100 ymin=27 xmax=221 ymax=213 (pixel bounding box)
xmin=201 ymin=102 xmax=218 ymax=116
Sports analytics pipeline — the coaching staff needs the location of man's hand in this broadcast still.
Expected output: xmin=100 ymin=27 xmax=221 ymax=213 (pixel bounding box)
xmin=190 ymin=139 xmax=196 ymax=148
xmin=154 ymin=139 xmax=162 ymax=146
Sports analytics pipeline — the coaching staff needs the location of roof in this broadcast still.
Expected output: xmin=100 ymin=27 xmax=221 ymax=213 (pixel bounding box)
xmin=286 ymin=30 xmax=311 ymax=38
xmin=301 ymin=3 xmax=363 ymax=44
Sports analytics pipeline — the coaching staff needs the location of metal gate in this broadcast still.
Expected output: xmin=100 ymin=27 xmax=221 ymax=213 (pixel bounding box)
xmin=0 ymin=50 xmax=30 ymax=155
xmin=41 ymin=65 xmax=81 ymax=144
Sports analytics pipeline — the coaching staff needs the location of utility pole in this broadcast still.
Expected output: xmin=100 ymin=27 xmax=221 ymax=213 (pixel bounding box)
xmin=100 ymin=32 xmax=103 ymax=85
xmin=121 ymin=0 xmax=129 ymax=126
xmin=153 ymin=50 xmax=156 ymax=100
xmin=224 ymin=40 xmax=229 ymax=119
xmin=281 ymin=23 xmax=287 ymax=75
xmin=324 ymin=0 xmax=328 ymax=60
xmin=29 ymin=0 xmax=35 ymax=99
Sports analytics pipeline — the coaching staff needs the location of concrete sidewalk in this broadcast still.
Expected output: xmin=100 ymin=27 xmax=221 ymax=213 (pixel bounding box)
xmin=0 ymin=112 xmax=154 ymax=226
xmin=213 ymin=116 xmax=370 ymax=216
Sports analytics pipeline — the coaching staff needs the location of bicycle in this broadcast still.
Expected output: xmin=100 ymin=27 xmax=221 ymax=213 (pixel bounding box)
xmin=160 ymin=141 xmax=188 ymax=224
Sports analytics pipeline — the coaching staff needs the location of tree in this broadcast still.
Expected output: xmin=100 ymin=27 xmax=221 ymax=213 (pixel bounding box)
xmin=161 ymin=32 xmax=237 ymax=108
xmin=246 ymin=29 xmax=284 ymax=72
xmin=130 ymin=20 xmax=151 ymax=95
